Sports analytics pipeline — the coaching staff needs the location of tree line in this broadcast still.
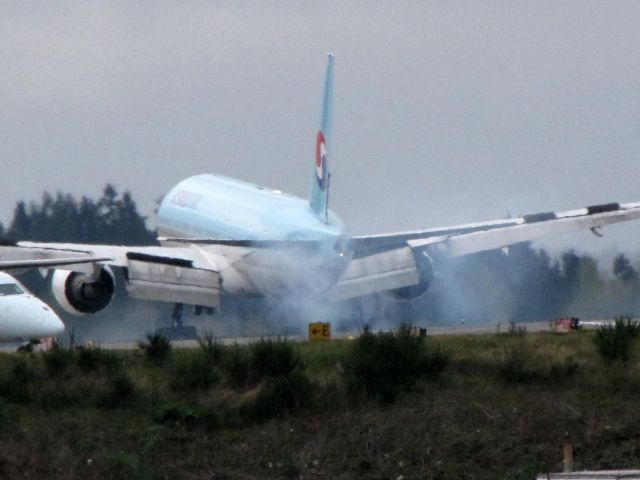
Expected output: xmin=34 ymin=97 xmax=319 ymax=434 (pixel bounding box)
xmin=0 ymin=185 xmax=156 ymax=245
xmin=353 ymin=242 xmax=640 ymax=327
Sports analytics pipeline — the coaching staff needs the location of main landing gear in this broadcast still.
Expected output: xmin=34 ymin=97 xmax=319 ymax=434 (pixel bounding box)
xmin=155 ymin=303 xmax=214 ymax=341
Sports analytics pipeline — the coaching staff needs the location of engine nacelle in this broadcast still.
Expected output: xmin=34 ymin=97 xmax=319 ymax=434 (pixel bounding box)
xmin=51 ymin=267 xmax=115 ymax=315
xmin=382 ymin=250 xmax=434 ymax=302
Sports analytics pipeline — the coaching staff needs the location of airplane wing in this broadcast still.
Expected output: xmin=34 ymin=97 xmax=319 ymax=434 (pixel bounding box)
xmin=0 ymin=243 xmax=115 ymax=272
xmin=328 ymin=201 xmax=640 ymax=301
xmin=0 ymin=256 xmax=113 ymax=271
xmin=349 ymin=201 xmax=640 ymax=256
xmin=1 ymin=243 xmax=225 ymax=308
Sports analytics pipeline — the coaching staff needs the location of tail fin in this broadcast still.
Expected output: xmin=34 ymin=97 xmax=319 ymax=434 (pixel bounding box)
xmin=309 ymin=53 xmax=334 ymax=222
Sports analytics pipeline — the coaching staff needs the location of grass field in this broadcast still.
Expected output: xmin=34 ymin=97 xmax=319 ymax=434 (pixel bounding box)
xmin=0 ymin=327 xmax=639 ymax=479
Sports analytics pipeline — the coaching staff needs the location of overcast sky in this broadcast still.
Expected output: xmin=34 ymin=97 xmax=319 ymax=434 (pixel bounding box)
xmin=2 ymin=2 xmax=640 ymax=259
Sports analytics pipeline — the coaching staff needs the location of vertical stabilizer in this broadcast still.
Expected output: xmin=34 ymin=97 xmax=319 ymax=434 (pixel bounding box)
xmin=309 ymin=53 xmax=334 ymax=222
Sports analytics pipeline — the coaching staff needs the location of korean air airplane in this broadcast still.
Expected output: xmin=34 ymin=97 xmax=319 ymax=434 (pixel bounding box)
xmin=3 ymin=54 xmax=640 ymax=329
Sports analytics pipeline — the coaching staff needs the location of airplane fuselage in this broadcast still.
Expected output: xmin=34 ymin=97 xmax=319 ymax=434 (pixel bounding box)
xmin=156 ymin=174 xmax=350 ymax=298
xmin=0 ymin=273 xmax=65 ymax=341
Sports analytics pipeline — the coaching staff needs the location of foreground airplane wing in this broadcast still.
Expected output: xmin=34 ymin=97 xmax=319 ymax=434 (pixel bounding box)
xmin=4 ymin=243 xmax=224 ymax=309
xmin=0 ymin=256 xmax=113 ymax=271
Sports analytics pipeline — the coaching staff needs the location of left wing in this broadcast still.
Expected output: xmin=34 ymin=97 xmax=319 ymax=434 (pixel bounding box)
xmin=328 ymin=201 xmax=640 ymax=301
xmin=349 ymin=201 xmax=640 ymax=256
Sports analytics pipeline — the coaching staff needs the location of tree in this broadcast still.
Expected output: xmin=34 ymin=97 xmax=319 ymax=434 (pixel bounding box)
xmin=9 ymin=201 xmax=31 ymax=240
xmin=7 ymin=186 xmax=157 ymax=246
xmin=613 ymin=253 xmax=638 ymax=284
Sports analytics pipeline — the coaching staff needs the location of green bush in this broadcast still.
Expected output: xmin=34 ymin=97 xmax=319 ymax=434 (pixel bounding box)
xmin=248 ymin=370 xmax=313 ymax=422
xmin=0 ymin=398 xmax=10 ymax=427
xmin=170 ymin=352 xmax=219 ymax=392
xmin=499 ymin=346 xmax=538 ymax=384
xmin=222 ymin=345 xmax=252 ymax=390
xmin=99 ymin=371 xmax=135 ymax=408
xmin=198 ymin=331 xmax=225 ymax=362
xmin=138 ymin=333 xmax=172 ymax=361
xmin=342 ymin=325 xmax=449 ymax=404
xmin=618 ymin=314 xmax=640 ymax=338
xmin=548 ymin=356 xmax=579 ymax=382
xmin=505 ymin=320 xmax=528 ymax=338
xmin=77 ymin=347 xmax=121 ymax=372
xmin=594 ymin=316 xmax=640 ymax=362
xmin=499 ymin=345 xmax=579 ymax=385
xmin=221 ymin=339 xmax=304 ymax=390
xmin=153 ymin=401 xmax=212 ymax=429
xmin=42 ymin=347 xmax=75 ymax=375
xmin=251 ymin=338 xmax=301 ymax=378
xmin=0 ymin=361 xmax=36 ymax=402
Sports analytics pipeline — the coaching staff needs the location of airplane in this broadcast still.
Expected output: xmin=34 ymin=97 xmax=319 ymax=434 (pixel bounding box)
xmin=2 ymin=53 xmax=640 ymax=333
xmin=0 ymin=257 xmax=109 ymax=342
xmin=0 ymin=272 xmax=64 ymax=342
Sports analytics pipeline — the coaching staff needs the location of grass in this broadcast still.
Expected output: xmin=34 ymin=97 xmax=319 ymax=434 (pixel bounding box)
xmin=0 ymin=329 xmax=638 ymax=478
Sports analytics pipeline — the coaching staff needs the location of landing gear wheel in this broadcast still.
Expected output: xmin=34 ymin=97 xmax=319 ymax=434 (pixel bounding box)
xmin=156 ymin=303 xmax=198 ymax=340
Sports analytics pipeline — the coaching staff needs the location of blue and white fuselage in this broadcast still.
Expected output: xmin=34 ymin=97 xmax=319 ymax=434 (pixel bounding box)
xmin=157 ymin=174 xmax=350 ymax=298
xmin=157 ymin=174 xmax=346 ymax=244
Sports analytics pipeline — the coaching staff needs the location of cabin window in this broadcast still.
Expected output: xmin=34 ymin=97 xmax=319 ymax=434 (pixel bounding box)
xmin=0 ymin=284 xmax=24 ymax=296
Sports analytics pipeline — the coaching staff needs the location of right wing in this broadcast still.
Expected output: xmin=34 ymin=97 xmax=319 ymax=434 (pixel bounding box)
xmin=0 ymin=256 xmax=112 ymax=271
xmin=1 ymin=242 xmax=230 ymax=308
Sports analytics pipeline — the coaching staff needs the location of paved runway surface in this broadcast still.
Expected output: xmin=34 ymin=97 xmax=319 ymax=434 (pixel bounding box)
xmin=2 ymin=319 xmax=608 ymax=352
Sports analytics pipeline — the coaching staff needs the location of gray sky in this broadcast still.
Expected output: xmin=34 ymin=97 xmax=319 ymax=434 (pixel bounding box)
xmin=2 ymin=2 xmax=640 ymax=259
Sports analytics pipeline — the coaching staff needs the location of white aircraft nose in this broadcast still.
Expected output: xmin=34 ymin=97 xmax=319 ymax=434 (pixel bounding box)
xmin=40 ymin=306 xmax=65 ymax=337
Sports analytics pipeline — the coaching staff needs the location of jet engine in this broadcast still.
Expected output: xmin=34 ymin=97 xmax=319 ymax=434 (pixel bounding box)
xmin=51 ymin=266 xmax=115 ymax=315
xmin=382 ymin=250 xmax=434 ymax=301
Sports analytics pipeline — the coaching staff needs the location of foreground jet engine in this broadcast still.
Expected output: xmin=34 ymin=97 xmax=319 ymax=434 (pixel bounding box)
xmin=52 ymin=267 xmax=115 ymax=315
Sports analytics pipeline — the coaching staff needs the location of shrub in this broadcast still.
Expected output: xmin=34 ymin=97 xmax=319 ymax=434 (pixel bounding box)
xmin=0 ymin=361 xmax=36 ymax=402
xmin=222 ymin=345 xmax=252 ymax=390
xmin=170 ymin=352 xmax=219 ymax=392
xmin=499 ymin=346 xmax=578 ymax=385
xmin=198 ymin=331 xmax=225 ymax=362
xmin=77 ymin=347 xmax=121 ymax=372
xmin=99 ymin=372 xmax=135 ymax=408
xmin=499 ymin=346 xmax=538 ymax=384
xmin=342 ymin=325 xmax=449 ymax=404
xmin=42 ymin=347 xmax=75 ymax=375
xmin=248 ymin=370 xmax=313 ymax=422
xmin=548 ymin=356 xmax=579 ymax=382
xmin=251 ymin=338 xmax=301 ymax=378
xmin=616 ymin=315 xmax=640 ymax=338
xmin=0 ymin=398 xmax=9 ymax=427
xmin=506 ymin=320 xmax=528 ymax=337
xmin=594 ymin=316 xmax=640 ymax=362
xmin=154 ymin=401 xmax=204 ymax=428
xmin=138 ymin=333 xmax=172 ymax=361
